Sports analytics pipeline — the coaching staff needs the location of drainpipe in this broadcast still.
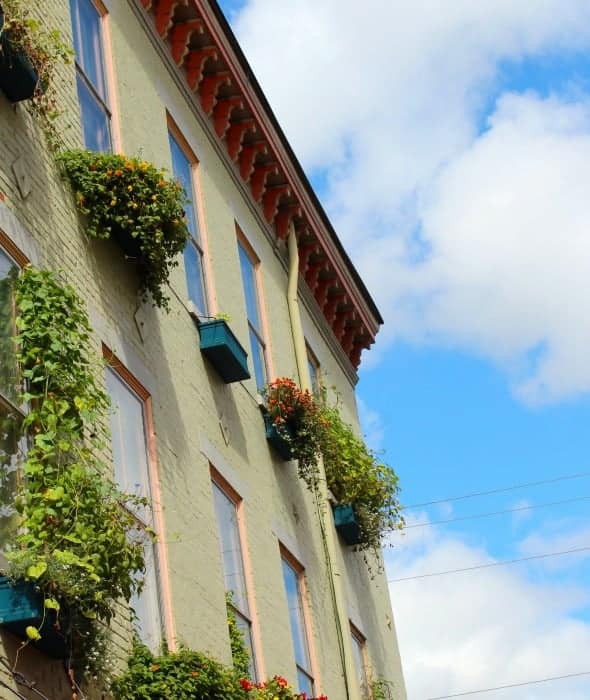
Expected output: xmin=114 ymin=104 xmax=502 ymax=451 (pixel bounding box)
xmin=286 ymin=223 xmax=360 ymax=700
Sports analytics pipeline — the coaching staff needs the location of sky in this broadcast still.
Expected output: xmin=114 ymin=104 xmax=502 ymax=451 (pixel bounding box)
xmin=216 ymin=2 xmax=590 ymax=698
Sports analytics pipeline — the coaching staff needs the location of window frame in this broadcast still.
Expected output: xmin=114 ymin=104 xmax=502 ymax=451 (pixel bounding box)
xmin=167 ymin=115 xmax=211 ymax=318
xmin=237 ymin=232 xmax=269 ymax=389
xmin=103 ymin=347 xmax=169 ymax=650
xmin=306 ymin=343 xmax=320 ymax=394
xmin=350 ymin=622 xmax=370 ymax=698
xmin=280 ymin=545 xmax=317 ymax=696
xmin=210 ymin=467 xmax=259 ymax=680
xmin=0 ymin=234 xmax=28 ymax=557
xmin=70 ymin=0 xmax=117 ymax=151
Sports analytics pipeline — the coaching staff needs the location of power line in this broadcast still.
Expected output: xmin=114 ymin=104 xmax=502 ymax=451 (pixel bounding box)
xmin=425 ymin=669 xmax=590 ymax=698
xmin=388 ymin=544 xmax=590 ymax=582
xmin=402 ymin=494 xmax=590 ymax=529
xmin=403 ymin=471 xmax=590 ymax=509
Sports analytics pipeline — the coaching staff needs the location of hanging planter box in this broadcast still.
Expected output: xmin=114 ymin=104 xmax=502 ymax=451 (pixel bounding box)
xmin=0 ymin=31 xmax=40 ymax=103
xmin=263 ymin=413 xmax=293 ymax=460
xmin=0 ymin=577 xmax=66 ymax=658
xmin=332 ymin=504 xmax=362 ymax=546
xmin=198 ymin=319 xmax=250 ymax=383
xmin=110 ymin=225 xmax=142 ymax=261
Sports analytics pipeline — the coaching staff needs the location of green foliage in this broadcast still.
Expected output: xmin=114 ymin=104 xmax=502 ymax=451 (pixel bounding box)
xmin=319 ymin=401 xmax=403 ymax=552
xmin=56 ymin=149 xmax=190 ymax=309
xmin=264 ymin=377 xmax=325 ymax=486
xmin=370 ymin=678 xmax=396 ymax=699
xmin=7 ymin=267 xmax=149 ymax=671
xmin=1 ymin=0 xmax=73 ymax=150
xmin=226 ymin=592 xmax=250 ymax=678
xmin=111 ymin=641 xmax=245 ymax=700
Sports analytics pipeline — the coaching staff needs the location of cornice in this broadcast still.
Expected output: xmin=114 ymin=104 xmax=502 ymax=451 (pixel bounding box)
xmin=135 ymin=0 xmax=382 ymax=369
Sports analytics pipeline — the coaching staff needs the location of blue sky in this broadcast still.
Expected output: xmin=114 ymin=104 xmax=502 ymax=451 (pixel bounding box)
xmin=217 ymin=2 xmax=590 ymax=698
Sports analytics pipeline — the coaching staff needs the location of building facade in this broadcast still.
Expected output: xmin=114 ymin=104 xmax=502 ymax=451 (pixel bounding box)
xmin=0 ymin=1 xmax=407 ymax=698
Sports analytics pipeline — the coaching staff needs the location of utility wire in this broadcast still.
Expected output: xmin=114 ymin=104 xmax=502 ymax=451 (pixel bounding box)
xmin=388 ymin=544 xmax=590 ymax=582
xmin=401 ymin=494 xmax=590 ymax=529
xmin=425 ymin=669 xmax=590 ymax=698
xmin=403 ymin=471 xmax=590 ymax=509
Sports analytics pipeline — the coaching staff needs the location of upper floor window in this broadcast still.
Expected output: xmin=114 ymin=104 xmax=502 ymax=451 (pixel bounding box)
xmin=70 ymin=0 xmax=112 ymax=151
xmin=350 ymin=623 xmax=369 ymax=697
xmin=237 ymin=239 xmax=267 ymax=389
xmin=306 ymin=344 xmax=320 ymax=394
xmin=168 ymin=126 xmax=208 ymax=316
xmin=281 ymin=552 xmax=315 ymax=696
xmin=211 ymin=476 xmax=257 ymax=679
xmin=105 ymin=361 xmax=162 ymax=649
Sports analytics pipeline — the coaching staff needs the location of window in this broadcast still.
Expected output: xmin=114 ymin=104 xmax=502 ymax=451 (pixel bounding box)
xmin=306 ymin=345 xmax=320 ymax=394
xmin=168 ymin=127 xmax=208 ymax=316
xmin=237 ymin=239 xmax=267 ymax=389
xmin=0 ymin=248 xmax=23 ymax=552
xmin=105 ymin=363 xmax=162 ymax=649
xmin=281 ymin=553 xmax=314 ymax=696
xmin=211 ymin=477 xmax=257 ymax=679
xmin=70 ymin=0 xmax=112 ymax=151
xmin=351 ymin=623 xmax=369 ymax=697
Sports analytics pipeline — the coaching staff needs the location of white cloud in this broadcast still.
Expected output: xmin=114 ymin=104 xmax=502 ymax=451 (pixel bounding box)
xmin=386 ymin=522 xmax=590 ymax=699
xmin=230 ymin=1 xmax=590 ymax=402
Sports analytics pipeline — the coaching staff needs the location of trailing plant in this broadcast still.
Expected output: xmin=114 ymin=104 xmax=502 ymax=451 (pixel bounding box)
xmin=56 ymin=149 xmax=190 ymax=309
xmin=0 ymin=0 xmax=73 ymax=149
xmin=318 ymin=400 xmax=403 ymax=553
xmin=111 ymin=641 xmax=245 ymax=700
xmin=263 ymin=377 xmax=326 ymax=486
xmin=226 ymin=591 xmax=250 ymax=677
xmin=370 ymin=677 xmax=396 ymax=700
xmin=6 ymin=267 xmax=149 ymax=673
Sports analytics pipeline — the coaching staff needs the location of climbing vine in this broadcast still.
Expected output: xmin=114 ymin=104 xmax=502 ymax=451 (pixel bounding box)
xmin=6 ymin=267 xmax=149 ymax=673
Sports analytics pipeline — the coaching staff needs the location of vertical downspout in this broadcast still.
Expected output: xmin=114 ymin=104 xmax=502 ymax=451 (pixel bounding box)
xmin=286 ymin=223 xmax=360 ymax=700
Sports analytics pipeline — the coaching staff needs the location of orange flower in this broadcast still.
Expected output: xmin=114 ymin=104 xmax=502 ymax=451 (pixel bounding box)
xmin=114 ymin=169 xmax=123 ymax=176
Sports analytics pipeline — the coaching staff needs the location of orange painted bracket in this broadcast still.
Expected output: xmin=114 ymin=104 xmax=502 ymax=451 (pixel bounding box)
xmin=274 ymin=203 xmax=301 ymax=239
xmin=250 ymin=163 xmax=279 ymax=202
xmin=227 ymin=119 xmax=256 ymax=160
xmin=263 ymin=185 xmax=290 ymax=224
xmin=214 ymin=97 xmax=244 ymax=138
xmin=199 ymin=72 xmax=231 ymax=115
xmin=155 ymin=0 xmax=179 ymax=38
xmin=239 ymin=142 xmax=267 ymax=180
xmin=185 ymin=47 xmax=218 ymax=90
xmin=170 ymin=20 xmax=204 ymax=64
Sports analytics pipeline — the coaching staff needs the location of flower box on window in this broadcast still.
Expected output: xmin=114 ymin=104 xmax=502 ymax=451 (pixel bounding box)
xmin=0 ymin=577 xmax=66 ymax=658
xmin=332 ymin=504 xmax=362 ymax=546
xmin=198 ymin=319 xmax=250 ymax=383
xmin=0 ymin=32 xmax=40 ymax=103
xmin=263 ymin=413 xmax=293 ymax=461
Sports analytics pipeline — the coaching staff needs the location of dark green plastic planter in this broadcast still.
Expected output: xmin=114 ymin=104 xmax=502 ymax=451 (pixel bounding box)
xmin=198 ymin=319 xmax=250 ymax=383
xmin=0 ymin=31 xmax=40 ymax=103
xmin=332 ymin=504 xmax=362 ymax=546
xmin=0 ymin=577 xmax=66 ymax=658
xmin=263 ymin=414 xmax=293 ymax=460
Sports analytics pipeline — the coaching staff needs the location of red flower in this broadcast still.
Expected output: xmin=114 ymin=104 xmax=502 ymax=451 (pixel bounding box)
xmin=240 ymin=678 xmax=254 ymax=691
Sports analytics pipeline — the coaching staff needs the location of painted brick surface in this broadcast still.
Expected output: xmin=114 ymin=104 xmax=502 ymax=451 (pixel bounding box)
xmin=0 ymin=2 xmax=407 ymax=698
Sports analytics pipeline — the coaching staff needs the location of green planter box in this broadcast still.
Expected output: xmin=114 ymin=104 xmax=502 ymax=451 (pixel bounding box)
xmin=0 ymin=31 xmax=40 ymax=103
xmin=198 ymin=319 xmax=250 ymax=383
xmin=332 ymin=504 xmax=362 ymax=546
xmin=0 ymin=577 xmax=66 ymax=658
xmin=263 ymin=414 xmax=293 ymax=460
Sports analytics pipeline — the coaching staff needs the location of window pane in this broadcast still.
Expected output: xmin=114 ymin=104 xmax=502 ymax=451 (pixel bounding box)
xmin=351 ymin=632 xmax=368 ymax=694
xmin=281 ymin=559 xmax=312 ymax=675
xmin=212 ymin=484 xmax=249 ymax=614
xmin=0 ymin=400 xmax=21 ymax=549
xmin=77 ymin=75 xmax=111 ymax=152
xmin=0 ymin=251 xmax=18 ymax=404
xmin=105 ymin=368 xmax=151 ymax=520
xmin=235 ymin=607 xmax=256 ymax=680
xmin=297 ymin=668 xmax=314 ymax=697
xmin=130 ymin=539 xmax=162 ymax=650
xmin=70 ymin=0 xmax=107 ymax=99
xmin=238 ymin=244 xmax=261 ymax=332
xmin=168 ymin=133 xmax=200 ymax=241
xmin=184 ymin=240 xmax=208 ymax=317
xmin=249 ymin=328 xmax=266 ymax=391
